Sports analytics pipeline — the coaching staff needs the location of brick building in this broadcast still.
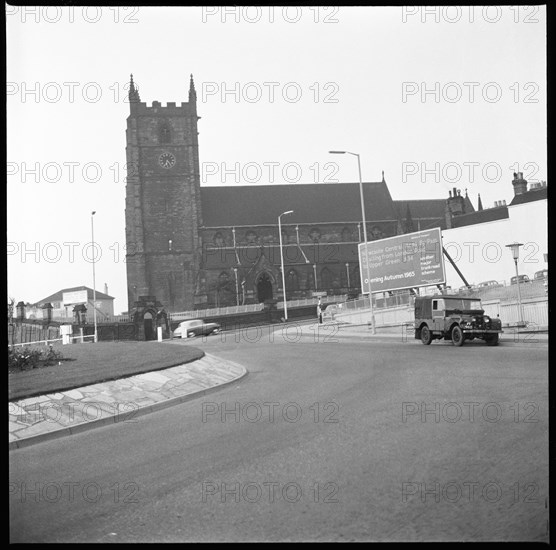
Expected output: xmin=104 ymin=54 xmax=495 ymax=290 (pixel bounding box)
xmin=125 ymin=75 xmax=480 ymax=312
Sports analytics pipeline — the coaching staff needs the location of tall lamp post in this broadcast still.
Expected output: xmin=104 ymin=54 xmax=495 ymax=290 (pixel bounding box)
xmin=233 ymin=267 xmax=239 ymax=306
xmin=505 ymin=242 xmax=525 ymax=327
xmin=91 ymin=211 xmax=98 ymax=343
xmin=279 ymin=210 xmax=294 ymax=320
xmin=329 ymin=151 xmax=376 ymax=333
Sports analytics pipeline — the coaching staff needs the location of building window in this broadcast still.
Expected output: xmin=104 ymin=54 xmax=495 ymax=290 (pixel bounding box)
xmin=213 ymin=232 xmax=225 ymax=247
xmin=320 ymin=267 xmax=333 ymax=289
xmin=246 ymin=230 xmax=258 ymax=244
xmin=341 ymin=227 xmax=352 ymax=242
xmin=286 ymin=269 xmax=299 ymax=291
xmin=159 ymin=124 xmax=171 ymax=143
xmin=309 ymin=227 xmax=321 ymax=242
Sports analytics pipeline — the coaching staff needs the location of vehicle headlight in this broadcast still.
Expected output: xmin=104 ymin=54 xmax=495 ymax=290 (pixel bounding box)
xmin=484 ymin=315 xmax=490 ymax=323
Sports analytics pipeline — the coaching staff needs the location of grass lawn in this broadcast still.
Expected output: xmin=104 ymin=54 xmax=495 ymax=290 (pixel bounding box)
xmin=8 ymin=341 xmax=204 ymax=401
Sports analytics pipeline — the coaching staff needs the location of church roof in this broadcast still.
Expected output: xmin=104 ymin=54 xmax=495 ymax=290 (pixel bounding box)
xmin=200 ymin=182 xmax=398 ymax=227
xmin=392 ymin=199 xmax=447 ymax=221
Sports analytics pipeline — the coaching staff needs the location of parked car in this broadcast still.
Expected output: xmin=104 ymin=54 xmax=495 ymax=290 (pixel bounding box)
xmin=173 ymin=319 xmax=221 ymax=338
xmin=477 ymin=280 xmax=503 ymax=289
xmin=510 ymin=274 xmax=530 ymax=285
xmin=414 ymin=295 xmax=503 ymax=346
xmin=534 ymin=269 xmax=548 ymax=281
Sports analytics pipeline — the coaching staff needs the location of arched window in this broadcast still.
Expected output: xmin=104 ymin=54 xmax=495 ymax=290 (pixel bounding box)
xmin=320 ymin=267 xmax=333 ymax=290
xmin=351 ymin=267 xmax=361 ymax=289
xmin=159 ymin=124 xmax=171 ymax=143
xmin=245 ymin=230 xmax=258 ymax=244
xmin=213 ymin=232 xmax=225 ymax=246
xmin=371 ymin=225 xmax=383 ymax=240
xmin=340 ymin=265 xmax=349 ymax=287
xmin=341 ymin=227 xmax=352 ymax=242
xmin=309 ymin=227 xmax=321 ymax=242
xmin=218 ymin=271 xmax=231 ymax=290
xmin=286 ymin=269 xmax=299 ymax=291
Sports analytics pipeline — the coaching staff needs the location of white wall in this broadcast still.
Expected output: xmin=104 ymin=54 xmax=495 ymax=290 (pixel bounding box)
xmin=442 ymin=198 xmax=547 ymax=288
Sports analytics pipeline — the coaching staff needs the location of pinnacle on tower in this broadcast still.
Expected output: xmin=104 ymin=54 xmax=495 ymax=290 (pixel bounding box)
xmin=189 ymin=73 xmax=197 ymax=103
xmin=477 ymin=193 xmax=483 ymax=211
xmin=129 ymin=73 xmax=140 ymax=102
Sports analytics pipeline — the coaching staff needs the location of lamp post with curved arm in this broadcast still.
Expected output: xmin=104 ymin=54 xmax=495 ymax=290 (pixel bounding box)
xmin=279 ymin=210 xmax=294 ymax=320
xmin=329 ymin=151 xmax=376 ymax=333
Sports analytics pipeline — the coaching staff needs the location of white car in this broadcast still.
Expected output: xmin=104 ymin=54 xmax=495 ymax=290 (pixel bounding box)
xmin=173 ymin=319 xmax=221 ymax=338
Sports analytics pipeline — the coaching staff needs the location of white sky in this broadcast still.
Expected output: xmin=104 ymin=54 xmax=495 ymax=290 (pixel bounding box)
xmin=7 ymin=5 xmax=547 ymax=313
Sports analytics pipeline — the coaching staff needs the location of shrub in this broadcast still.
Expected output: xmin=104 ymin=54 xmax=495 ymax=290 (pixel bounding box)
xmin=8 ymin=345 xmax=65 ymax=371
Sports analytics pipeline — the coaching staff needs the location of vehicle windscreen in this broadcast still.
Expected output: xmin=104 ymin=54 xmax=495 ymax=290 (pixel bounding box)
xmin=444 ymin=299 xmax=482 ymax=310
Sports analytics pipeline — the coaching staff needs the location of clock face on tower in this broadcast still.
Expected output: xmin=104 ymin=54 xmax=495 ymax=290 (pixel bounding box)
xmin=158 ymin=152 xmax=176 ymax=169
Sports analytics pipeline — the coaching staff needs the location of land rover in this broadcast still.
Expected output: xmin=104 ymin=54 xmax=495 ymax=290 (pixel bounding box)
xmin=414 ymin=295 xmax=503 ymax=346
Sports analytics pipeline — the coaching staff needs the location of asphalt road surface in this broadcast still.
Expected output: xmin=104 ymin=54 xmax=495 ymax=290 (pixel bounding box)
xmin=9 ymin=325 xmax=548 ymax=542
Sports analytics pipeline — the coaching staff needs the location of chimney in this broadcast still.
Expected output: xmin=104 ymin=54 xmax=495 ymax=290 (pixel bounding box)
xmin=512 ymin=171 xmax=527 ymax=196
xmin=104 ymin=283 xmax=108 ymax=295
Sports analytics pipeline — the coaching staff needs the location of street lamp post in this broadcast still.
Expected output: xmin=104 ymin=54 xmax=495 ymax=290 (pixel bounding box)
xmin=505 ymin=242 xmax=525 ymax=327
xmin=279 ymin=210 xmax=294 ymax=320
xmin=233 ymin=267 xmax=239 ymax=306
xmin=329 ymin=151 xmax=376 ymax=333
xmin=345 ymin=262 xmax=350 ymax=289
xmin=91 ymin=211 xmax=98 ymax=343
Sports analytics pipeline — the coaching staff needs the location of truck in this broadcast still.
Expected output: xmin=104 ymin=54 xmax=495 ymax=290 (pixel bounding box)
xmin=414 ymin=295 xmax=503 ymax=346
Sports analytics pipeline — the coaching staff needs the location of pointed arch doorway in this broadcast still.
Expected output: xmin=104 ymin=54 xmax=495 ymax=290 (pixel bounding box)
xmin=256 ymin=272 xmax=273 ymax=303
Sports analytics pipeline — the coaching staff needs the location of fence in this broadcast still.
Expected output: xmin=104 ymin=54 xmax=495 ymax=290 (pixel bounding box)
xmin=481 ymin=297 xmax=548 ymax=329
xmin=8 ymin=323 xmax=60 ymax=346
xmin=9 ymin=334 xmax=95 ymax=348
xmin=335 ymin=295 xmax=548 ymax=329
xmin=170 ymin=303 xmax=264 ymax=321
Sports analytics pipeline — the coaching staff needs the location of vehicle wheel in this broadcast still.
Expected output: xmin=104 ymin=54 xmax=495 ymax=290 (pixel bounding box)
xmin=212 ymin=328 xmax=220 ymax=335
xmin=451 ymin=325 xmax=464 ymax=346
xmin=486 ymin=333 xmax=499 ymax=346
xmin=420 ymin=326 xmax=432 ymax=345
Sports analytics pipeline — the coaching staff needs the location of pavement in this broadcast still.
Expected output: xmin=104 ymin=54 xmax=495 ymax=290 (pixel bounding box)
xmin=328 ymin=321 xmax=549 ymax=343
xmin=8 ymin=321 xmax=547 ymax=450
xmin=9 ymin=353 xmax=247 ymax=450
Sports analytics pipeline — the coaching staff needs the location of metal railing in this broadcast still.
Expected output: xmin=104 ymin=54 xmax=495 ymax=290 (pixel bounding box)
xmin=9 ymin=334 xmax=95 ymax=347
xmin=170 ymin=303 xmax=264 ymax=321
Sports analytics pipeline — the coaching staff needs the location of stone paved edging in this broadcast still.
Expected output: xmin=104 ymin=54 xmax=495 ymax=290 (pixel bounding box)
xmin=9 ymin=354 xmax=247 ymax=450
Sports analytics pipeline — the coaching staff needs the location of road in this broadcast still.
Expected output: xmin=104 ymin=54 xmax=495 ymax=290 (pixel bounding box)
xmin=9 ymin=325 xmax=548 ymax=542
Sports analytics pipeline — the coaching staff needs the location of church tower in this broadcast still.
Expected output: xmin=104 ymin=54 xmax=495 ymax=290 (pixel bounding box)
xmin=125 ymin=74 xmax=202 ymax=312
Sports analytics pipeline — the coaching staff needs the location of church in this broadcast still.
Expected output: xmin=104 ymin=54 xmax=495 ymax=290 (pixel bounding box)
xmin=124 ymin=75 xmax=475 ymax=312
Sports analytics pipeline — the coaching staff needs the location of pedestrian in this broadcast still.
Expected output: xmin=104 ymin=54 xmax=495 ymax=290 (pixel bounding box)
xmin=317 ymin=300 xmax=323 ymax=324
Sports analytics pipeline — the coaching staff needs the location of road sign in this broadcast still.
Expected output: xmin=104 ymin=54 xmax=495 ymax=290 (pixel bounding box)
xmin=358 ymin=228 xmax=446 ymax=294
